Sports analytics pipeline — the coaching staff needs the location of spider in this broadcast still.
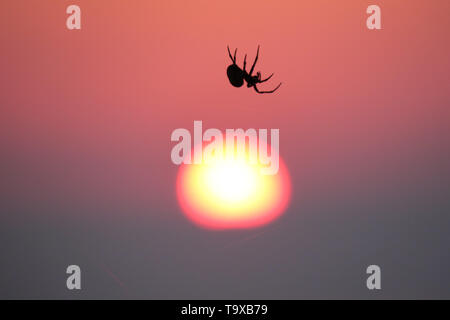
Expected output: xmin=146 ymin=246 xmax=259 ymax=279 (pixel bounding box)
xmin=226 ymin=45 xmax=282 ymax=94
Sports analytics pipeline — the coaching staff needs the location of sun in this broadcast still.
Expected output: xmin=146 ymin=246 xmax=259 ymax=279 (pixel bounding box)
xmin=176 ymin=152 xmax=291 ymax=230
xmin=203 ymin=159 xmax=259 ymax=203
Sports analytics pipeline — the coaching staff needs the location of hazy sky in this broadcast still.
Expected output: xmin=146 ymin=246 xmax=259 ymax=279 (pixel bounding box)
xmin=0 ymin=0 xmax=449 ymax=299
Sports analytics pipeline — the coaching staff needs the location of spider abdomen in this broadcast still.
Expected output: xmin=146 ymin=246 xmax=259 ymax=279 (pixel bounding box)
xmin=227 ymin=64 xmax=244 ymax=87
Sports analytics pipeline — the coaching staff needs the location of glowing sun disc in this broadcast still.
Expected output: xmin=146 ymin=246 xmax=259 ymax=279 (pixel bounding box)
xmin=176 ymin=154 xmax=291 ymax=230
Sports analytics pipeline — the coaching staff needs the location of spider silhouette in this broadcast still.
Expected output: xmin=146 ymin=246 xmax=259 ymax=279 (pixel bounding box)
xmin=226 ymin=45 xmax=282 ymax=94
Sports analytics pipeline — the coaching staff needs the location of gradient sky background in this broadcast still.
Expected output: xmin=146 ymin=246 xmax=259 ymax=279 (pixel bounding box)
xmin=1 ymin=0 xmax=449 ymax=298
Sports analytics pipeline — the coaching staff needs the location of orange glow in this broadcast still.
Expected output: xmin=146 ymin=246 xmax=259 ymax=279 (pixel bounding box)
xmin=176 ymin=146 xmax=291 ymax=230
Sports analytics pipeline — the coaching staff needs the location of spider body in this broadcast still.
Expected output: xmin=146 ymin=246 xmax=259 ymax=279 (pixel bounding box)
xmin=227 ymin=64 xmax=244 ymax=87
xmin=226 ymin=45 xmax=282 ymax=94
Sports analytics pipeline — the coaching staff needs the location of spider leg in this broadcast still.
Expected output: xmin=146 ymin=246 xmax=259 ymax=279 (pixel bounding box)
xmin=227 ymin=45 xmax=236 ymax=63
xmin=243 ymin=54 xmax=247 ymax=72
xmin=253 ymin=82 xmax=282 ymax=94
xmin=249 ymin=45 xmax=260 ymax=76
xmin=259 ymin=73 xmax=274 ymax=83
